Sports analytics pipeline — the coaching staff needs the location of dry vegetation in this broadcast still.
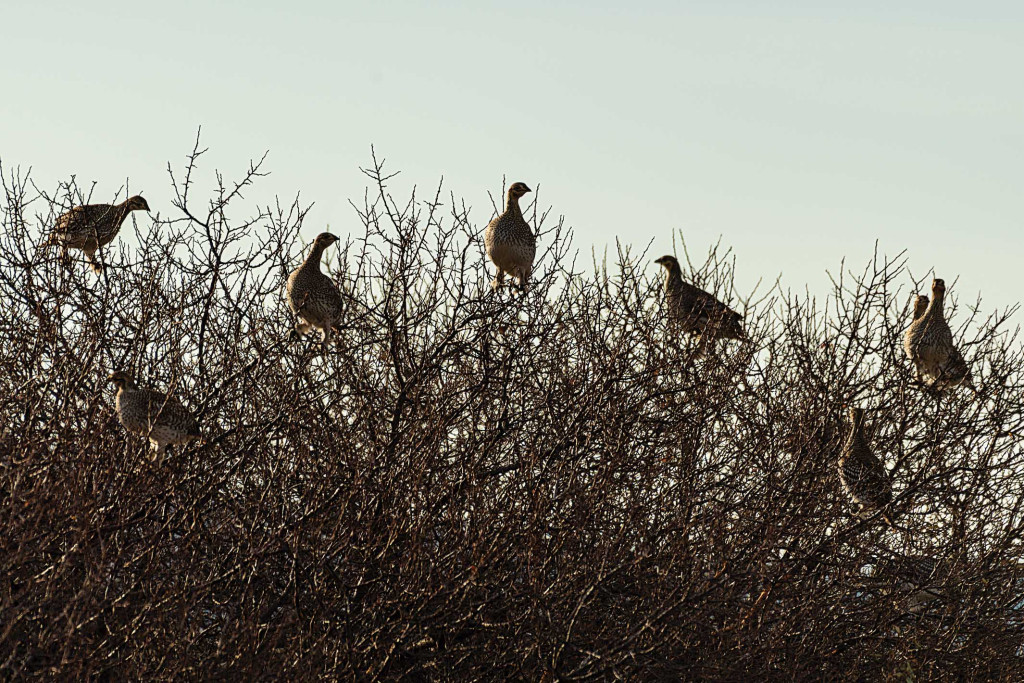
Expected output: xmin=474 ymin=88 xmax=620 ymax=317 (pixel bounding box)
xmin=2 ymin=140 xmax=1024 ymax=681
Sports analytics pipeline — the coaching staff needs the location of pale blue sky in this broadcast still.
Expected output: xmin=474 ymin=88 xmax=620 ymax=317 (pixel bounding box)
xmin=2 ymin=2 xmax=1022 ymax=310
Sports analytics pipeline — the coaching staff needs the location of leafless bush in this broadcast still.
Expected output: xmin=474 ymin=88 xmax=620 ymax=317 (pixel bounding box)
xmin=1 ymin=137 xmax=1023 ymax=681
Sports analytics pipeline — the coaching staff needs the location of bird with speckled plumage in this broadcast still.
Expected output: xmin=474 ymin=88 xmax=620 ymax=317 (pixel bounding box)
xmin=903 ymin=278 xmax=973 ymax=390
xmin=838 ymin=406 xmax=893 ymax=525
xmin=108 ymin=371 xmax=201 ymax=464
xmin=47 ymin=195 xmax=150 ymax=274
xmin=485 ymin=182 xmax=536 ymax=291
xmin=911 ymin=293 xmax=929 ymax=322
xmin=287 ymin=232 xmax=346 ymax=345
xmin=654 ymin=254 xmax=745 ymax=343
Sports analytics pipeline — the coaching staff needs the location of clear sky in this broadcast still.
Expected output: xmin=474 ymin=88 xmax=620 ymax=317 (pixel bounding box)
xmin=2 ymin=1 xmax=1022 ymax=311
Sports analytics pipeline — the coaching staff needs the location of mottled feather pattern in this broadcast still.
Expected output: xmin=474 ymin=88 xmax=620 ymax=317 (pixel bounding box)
xmin=53 ymin=203 xmax=127 ymax=249
xmin=656 ymin=255 xmax=745 ymax=340
xmin=904 ymin=279 xmax=972 ymax=389
xmin=485 ymin=182 xmax=536 ymax=290
xmin=49 ymin=195 xmax=149 ymax=273
xmin=117 ymin=388 xmax=200 ymax=438
xmin=287 ymin=232 xmax=346 ymax=343
xmin=838 ymin=408 xmax=893 ymax=521
xmin=109 ymin=371 xmax=201 ymax=460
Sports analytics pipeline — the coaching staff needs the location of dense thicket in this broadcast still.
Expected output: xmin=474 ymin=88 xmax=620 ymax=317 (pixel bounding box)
xmin=2 ymin=141 xmax=1023 ymax=681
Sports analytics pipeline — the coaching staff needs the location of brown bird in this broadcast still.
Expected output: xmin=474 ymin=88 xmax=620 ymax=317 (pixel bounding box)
xmin=903 ymin=278 xmax=972 ymax=390
xmin=911 ymin=293 xmax=929 ymax=322
xmin=286 ymin=232 xmax=346 ymax=345
xmin=108 ymin=371 xmax=201 ymax=464
xmin=838 ymin=407 xmax=893 ymax=525
xmin=47 ymin=195 xmax=150 ymax=274
xmin=654 ymin=255 xmax=745 ymax=342
xmin=485 ymin=182 xmax=536 ymax=291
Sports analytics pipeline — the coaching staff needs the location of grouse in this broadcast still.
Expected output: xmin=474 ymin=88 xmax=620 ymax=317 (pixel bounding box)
xmin=286 ymin=232 xmax=346 ymax=345
xmin=108 ymin=371 xmax=201 ymax=464
xmin=485 ymin=182 xmax=536 ymax=291
xmin=838 ymin=406 xmax=893 ymax=525
xmin=654 ymin=255 xmax=745 ymax=341
xmin=903 ymin=278 xmax=972 ymax=390
xmin=48 ymin=195 xmax=150 ymax=274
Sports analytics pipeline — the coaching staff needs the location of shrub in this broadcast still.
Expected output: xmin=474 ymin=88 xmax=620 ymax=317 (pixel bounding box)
xmin=1 ymin=139 xmax=1023 ymax=680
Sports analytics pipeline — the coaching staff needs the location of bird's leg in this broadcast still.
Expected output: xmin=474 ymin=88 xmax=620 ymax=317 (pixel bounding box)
xmin=320 ymin=324 xmax=332 ymax=349
xmin=291 ymin=320 xmax=312 ymax=341
xmin=85 ymin=249 xmax=103 ymax=275
xmin=517 ymin=269 xmax=531 ymax=294
xmin=492 ymin=270 xmax=505 ymax=290
xmin=691 ymin=334 xmax=713 ymax=359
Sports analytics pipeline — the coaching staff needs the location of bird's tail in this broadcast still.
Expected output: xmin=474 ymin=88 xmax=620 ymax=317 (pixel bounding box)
xmin=725 ymin=316 xmax=747 ymax=341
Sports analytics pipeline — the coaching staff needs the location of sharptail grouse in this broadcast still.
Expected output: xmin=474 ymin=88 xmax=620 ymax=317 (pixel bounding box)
xmin=485 ymin=182 xmax=536 ymax=291
xmin=838 ymin=406 xmax=893 ymax=525
xmin=287 ymin=232 xmax=346 ymax=345
xmin=47 ymin=195 xmax=150 ymax=274
xmin=108 ymin=371 xmax=201 ymax=464
xmin=654 ymin=255 xmax=745 ymax=342
xmin=912 ymin=294 xmax=929 ymax=322
xmin=903 ymin=278 xmax=973 ymax=390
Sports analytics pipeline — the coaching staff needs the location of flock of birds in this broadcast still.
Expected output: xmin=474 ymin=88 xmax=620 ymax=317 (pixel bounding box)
xmin=45 ymin=182 xmax=975 ymax=539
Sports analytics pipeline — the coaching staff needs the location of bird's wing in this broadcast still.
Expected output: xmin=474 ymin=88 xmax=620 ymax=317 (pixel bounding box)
xmin=678 ymin=280 xmax=741 ymax=321
xmin=903 ymin=320 xmax=924 ymax=359
xmin=54 ymin=204 xmax=114 ymax=236
xmin=844 ymin=450 xmax=888 ymax=487
xmin=318 ymin=274 xmax=346 ymax=316
xmin=144 ymin=389 xmax=197 ymax=430
xmin=485 ymin=212 xmax=503 ymax=231
xmin=53 ymin=206 xmax=86 ymax=234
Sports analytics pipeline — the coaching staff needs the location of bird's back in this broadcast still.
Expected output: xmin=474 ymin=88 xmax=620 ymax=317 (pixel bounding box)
xmin=839 ymin=440 xmax=892 ymax=508
xmin=118 ymin=387 xmax=198 ymax=435
xmin=54 ymin=203 xmax=124 ymax=247
xmin=668 ymin=277 xmax=744 ymax=339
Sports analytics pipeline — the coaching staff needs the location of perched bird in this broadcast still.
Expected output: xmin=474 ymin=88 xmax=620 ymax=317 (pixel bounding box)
xmin=286 ymin=232 xmax=346 ymax=345
xmin=903 ymin=278 xmax=973 ymax=390
xmin=485 ymin=182 xmax=536 ymax=291
xmin=47 ymin=195 xmax=150 ymax=274
xmin=108 ymin=371 xmax=201 ymax=464
xmin=838 ymin=406 xmax=893 ymax=525
xmin=654 ymin=255 xmax=745 ymax=342
xmin=911 ymin=293 xmax=929 ymax=322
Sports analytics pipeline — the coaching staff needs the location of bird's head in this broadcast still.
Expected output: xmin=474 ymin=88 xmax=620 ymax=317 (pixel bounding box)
xmin=655 ymin=255 xmax=680 ymax=271
xmin=931 ymin=278 xmax=945 ymax=297
xmin=508 ymin=182 xmax=532 ymax=200
xmin=108 ymin=371 xmax=136 ymax=390
xmin=125 ymin=195 xmax=150 ymax=212
xmin=912 ymin=294 xmax=929 ymax=318
xmin=313 ymin=232 xmax=340 ymax=249
xmin=846 ymin=405 xmax=865 ymax=428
